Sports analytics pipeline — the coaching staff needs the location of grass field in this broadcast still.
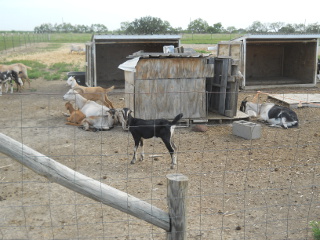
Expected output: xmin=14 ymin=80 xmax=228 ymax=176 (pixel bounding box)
xmin=0 ymin=33 xmax=242 ymax=52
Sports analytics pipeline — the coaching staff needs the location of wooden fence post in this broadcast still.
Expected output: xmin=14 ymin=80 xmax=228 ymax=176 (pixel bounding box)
xmin=166 ymin=173 xmax=189 ymax=240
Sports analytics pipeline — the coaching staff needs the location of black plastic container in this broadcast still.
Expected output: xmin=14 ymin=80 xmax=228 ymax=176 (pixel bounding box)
xmin=67 ymin=72 xmax=87 ymax=86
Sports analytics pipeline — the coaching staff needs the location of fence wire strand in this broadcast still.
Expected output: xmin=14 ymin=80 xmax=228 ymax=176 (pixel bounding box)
xmin=0 ymin=90 xmax=319 ymax=239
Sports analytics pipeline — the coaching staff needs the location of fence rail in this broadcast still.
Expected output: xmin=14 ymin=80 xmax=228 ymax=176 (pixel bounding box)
xmin=0 ymin=133 xmax=188 ymax=240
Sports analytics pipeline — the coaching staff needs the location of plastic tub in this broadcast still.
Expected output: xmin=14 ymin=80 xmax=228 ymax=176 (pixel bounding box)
xmin=67 ymin=72 xmax=87 ymax=86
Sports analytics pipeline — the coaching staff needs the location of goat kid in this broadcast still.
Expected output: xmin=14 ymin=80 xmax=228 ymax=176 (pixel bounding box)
xmin=240 ymin=100 xmax=299 ymax=129
xmin=0 ymin=70 xmax=23 ymax=95
xmin=119 ymin=108 xmax=183 ymax=169
xmin=66 ymin=76 xmax=115 ymax=108
xmin=64 ymin=101 xmax=86 ymax=125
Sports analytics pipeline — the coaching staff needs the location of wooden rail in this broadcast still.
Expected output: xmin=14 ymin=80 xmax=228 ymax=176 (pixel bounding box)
xmin=0 ymin=133 xmax=188 ymax=239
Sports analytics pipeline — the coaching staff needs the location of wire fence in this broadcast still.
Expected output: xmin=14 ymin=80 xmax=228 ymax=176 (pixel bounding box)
xmin=0 ymin=88 xmax=319 ymax=239
xmin=0 ymin=33 xmax=51 ymax=52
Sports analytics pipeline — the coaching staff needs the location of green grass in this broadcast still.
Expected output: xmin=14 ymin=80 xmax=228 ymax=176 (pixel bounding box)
xmin=0 ymin=59 xmax=85 ymax=82
xmin=0 ymin=32 xmax=243 ymax=51
xmin=310 ymin=221 xmax=320 ymax=240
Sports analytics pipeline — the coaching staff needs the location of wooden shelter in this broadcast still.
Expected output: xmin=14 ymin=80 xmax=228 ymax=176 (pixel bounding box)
xmin=119 ymin=51 xmax=241 ymax=121
xmin=217 ymin=34 xmax=320 ymax=89
xmin=85 ymin=35 xmax=181 ymax=87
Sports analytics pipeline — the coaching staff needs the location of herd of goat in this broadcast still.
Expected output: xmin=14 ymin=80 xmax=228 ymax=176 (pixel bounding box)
xmin=0 ymin=62 xmax=305 ymax=168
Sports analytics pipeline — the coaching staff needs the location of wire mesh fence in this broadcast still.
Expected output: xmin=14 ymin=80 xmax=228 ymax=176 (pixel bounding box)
xmin=0 ymin=33 xmax=51 ymax=52
xmin=0 ymin=87 xmax=319 ymax=239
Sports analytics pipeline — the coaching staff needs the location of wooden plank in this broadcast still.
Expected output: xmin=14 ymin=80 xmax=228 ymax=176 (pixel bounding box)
xmin=0 ymin=133 xmax=170 ymax=232
xmin=135 ymin=58 xmax=209 ymax=79
xmin=125 ymin=71 xmax=134 ymax=110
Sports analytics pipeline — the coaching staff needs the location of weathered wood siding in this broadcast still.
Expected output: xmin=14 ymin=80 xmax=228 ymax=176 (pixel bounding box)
xmin=126 ymin=58 xmax=211 ymax=119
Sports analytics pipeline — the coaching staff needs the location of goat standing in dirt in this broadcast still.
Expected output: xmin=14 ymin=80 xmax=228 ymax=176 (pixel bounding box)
xmin=0 ymin=63 xmax=31 ymax=89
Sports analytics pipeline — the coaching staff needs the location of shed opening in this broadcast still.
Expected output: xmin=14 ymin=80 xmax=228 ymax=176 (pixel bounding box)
xmin=245 ymin=40 xmax=317 ymax=86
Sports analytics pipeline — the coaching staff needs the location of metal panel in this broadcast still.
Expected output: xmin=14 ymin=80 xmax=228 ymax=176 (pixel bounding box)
xmin=207 ymin=57 xmax=239 ymax=118
xmin=85 ymin=42 xmax=93 ymax=86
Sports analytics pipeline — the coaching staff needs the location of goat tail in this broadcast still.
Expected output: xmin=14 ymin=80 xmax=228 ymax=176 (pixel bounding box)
xmin=171 ymin=113 xmax=183 ymax=125
xmin=104 ymin=85 xmax=115 ymax=93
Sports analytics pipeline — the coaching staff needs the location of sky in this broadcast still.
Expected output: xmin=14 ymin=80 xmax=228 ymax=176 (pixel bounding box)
xmin=1 ymin=0 xmax=319 ymax=31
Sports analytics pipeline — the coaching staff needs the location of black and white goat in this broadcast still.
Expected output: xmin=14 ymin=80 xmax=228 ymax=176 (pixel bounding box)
xmin=240 ymin=99 xmax=298 ymax=129
xmin=118 ymin=108 xmax=183 ymax=169
xmin=0 ymin=70 xmax=23 ymax=95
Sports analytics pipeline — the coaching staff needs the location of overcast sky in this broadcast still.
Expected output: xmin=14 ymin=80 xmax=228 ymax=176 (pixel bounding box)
xmin=1 ymin=0 xmax=319 ymax=31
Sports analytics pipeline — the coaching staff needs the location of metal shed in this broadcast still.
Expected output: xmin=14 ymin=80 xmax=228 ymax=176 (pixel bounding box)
xmin=119 ymin=51 xmax=242 ymax=121
xmin=217 ymin=34 xmax=320 ymax=89
xmin=85 ymin=35 xmax=181 ymax=87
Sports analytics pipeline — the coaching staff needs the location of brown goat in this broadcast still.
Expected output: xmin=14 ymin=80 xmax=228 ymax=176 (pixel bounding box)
xmin=65 ymin=102 xmax=86 ymax=126
xmin=67 ymin=76 xmax=115 ymax=108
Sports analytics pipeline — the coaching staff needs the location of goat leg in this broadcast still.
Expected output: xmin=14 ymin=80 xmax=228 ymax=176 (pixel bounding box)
xmin=162 ymin=137 xmax=176 ymax=169
xmin=131 ymin=139 xmax=140 ymax=164
xmin=139 ymin=139 xmax=144 ymax=161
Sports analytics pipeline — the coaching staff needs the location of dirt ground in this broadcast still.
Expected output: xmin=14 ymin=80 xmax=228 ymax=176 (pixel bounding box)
xmin=0 ymin=43 xmax=320 ymax=240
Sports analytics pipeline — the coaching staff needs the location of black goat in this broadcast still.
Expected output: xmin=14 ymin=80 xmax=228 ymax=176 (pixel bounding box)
xmin=119 ymin=108 xmax=183 ymax=169
xmin=0 ymin=70 xmax=23 ymax=94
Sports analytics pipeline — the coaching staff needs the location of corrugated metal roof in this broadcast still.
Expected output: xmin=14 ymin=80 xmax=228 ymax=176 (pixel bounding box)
xmin=128 ymin=52 xmax=211 ymax=58
xmin=233 ymin=34 xmax=320 ymax=41
xmin=92 ymin=34 xmax=181 ymax=41
xmin=127 ymin=49 xmax=211 ymax=58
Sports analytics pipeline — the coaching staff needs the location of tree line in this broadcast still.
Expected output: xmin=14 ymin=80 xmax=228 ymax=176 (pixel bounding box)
xmin=33 ymin=16 xmax=320 ymax=34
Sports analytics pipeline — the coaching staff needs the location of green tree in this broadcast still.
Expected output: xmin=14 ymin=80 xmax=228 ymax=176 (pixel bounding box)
xmin=90 ymin=24 xmax=108 ymax=33
xmin=123 ymin=16 xmax=172 ymax=34
xmin=226 ymin=26 xmax=236 ymax=33
xmin=293 ymin=23 xmax=306 ymax=33
xmin=268 ymin=22 xmax=285 ymax=32
xmin=212 ymin=22 xmax=224 ymax=33
xmin=247 ymin=21 xmax=268 ymax=33
xmin=278 ymin=24 xmax=295 ymax=33
xmin=306 ymin=22 xmax=320 ymax=33
xmin=34 ymin=23 xmax=54 ymax=33
xmin=187 ymin=18 xmax=209 ymax=33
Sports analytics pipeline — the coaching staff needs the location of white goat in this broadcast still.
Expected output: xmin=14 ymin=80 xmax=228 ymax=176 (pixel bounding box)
xmin=63 ymin=89 xmax=110 ymax=117
xmin=81 ymin=109 xmax=119 ymax=131
xmin=70 ymin=44 xmax=85 ymax=54
xmin=66 ymin=76 xmax=115 ymax=108
xmin=240 ymin=99 xmax=299 ymax=129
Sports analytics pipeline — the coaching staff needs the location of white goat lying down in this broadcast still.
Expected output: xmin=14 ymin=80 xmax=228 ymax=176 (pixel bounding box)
xmin=70 ymin=44 xmax=85 ymax=54
xmin=81 ymin=109 xmax=118 ymax=131
xmin=63 ymin=89 xmax=110 ymax=117
xmin=66 ymin=76 xmax=115 ymax=108
xmin=240 ymin=99 xmax=299 ymax=129
xmin=118 ymin=108 xmax=183 ymax=169
xmin=63 ymin=89 xmax=118 ymax=131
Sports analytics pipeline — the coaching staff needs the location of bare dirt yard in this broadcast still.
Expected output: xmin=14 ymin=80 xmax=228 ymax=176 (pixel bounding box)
xmin=0 ymin=43 xmax=320 ymax=240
